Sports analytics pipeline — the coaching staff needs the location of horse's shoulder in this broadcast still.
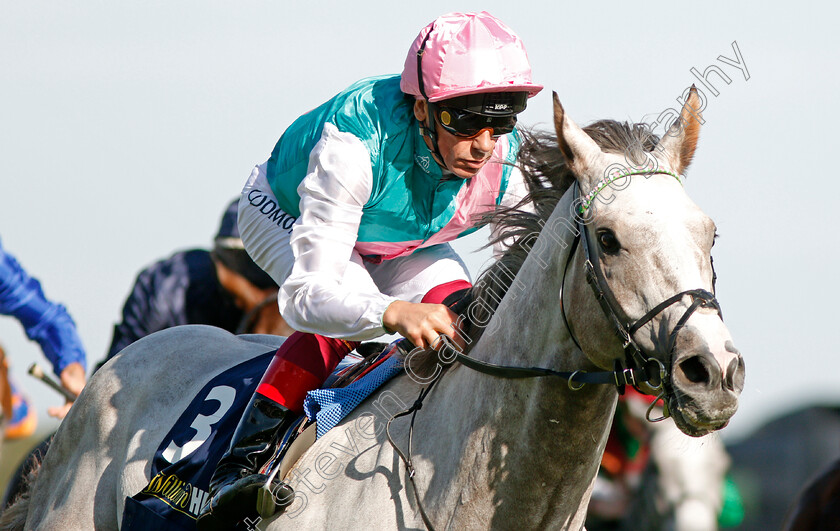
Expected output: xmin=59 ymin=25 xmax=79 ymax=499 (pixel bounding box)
xmin=262 ymin=375 xmax=425 ymax=529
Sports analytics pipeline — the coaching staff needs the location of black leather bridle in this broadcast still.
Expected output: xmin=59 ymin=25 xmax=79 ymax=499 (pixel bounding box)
xmin=443 ymin=179 xmax=723 ymax=405
xmin=559 ymin=182 xmax=722 ymax=409
xmin=387 ymin=176 xmax=724 ymax=530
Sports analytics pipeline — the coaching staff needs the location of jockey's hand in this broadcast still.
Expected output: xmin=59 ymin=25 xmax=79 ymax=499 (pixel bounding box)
xmin=47 ymin=361 xmax=86 ymax=419
xmin=382 ymin=301 xmax=466 ymax=351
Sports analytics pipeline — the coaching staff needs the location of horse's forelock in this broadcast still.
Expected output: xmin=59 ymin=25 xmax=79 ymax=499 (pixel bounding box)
xmin=584 ymin=120 xmax=660 ymax=155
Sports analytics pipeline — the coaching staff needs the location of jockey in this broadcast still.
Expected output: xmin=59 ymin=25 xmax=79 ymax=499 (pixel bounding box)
xmin=198 ymin=11 xmax=542 ymax=528
xmin=0 ymin=237 xmax=87 ymax=429
xmin=1 ymin=201 xmax=293 ymax=512
xmin=99 ymin=199 xmax=292 ymax=369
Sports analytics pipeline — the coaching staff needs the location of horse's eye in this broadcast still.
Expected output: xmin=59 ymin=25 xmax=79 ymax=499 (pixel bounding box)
xmin=597 ymin=229 xmax=620 ymax=254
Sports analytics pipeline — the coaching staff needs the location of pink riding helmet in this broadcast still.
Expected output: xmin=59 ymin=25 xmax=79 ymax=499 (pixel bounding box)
xmin=401 ymin=11 xmax=543 ymax=102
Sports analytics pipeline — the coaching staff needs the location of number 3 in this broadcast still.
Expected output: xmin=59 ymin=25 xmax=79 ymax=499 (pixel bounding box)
xmin=162 ymin=385 xmax=236 ymax=464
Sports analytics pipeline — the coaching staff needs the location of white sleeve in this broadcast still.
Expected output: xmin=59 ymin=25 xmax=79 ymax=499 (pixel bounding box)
xmin=490 ymin=163 xmax=535 ymax=259
xmin=278 ymin=123 xmax=397 ymax=340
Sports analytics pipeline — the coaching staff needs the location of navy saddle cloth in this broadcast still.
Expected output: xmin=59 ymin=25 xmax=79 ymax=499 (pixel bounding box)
xmin=122 ymin=342 xmax=402 ymax=530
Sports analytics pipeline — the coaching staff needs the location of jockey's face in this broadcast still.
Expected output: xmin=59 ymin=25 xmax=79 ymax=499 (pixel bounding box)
xmin=414 ymin=100 xmax=497 ymax=179
xmin=215 ymin=261 xmax=275 ymax=312
xmin=215 ymin=261 xmax=295 ymax=336
xmin=436 ymin=125 xmax=496 ymax=179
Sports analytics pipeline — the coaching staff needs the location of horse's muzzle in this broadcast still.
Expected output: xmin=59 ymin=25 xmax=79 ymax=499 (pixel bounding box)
xmin=667 ymin=336 xmax=745 ymax=437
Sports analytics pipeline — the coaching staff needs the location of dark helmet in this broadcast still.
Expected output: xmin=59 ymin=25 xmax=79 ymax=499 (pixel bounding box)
xmin=212 ymin=199 xmax=276 ymax=290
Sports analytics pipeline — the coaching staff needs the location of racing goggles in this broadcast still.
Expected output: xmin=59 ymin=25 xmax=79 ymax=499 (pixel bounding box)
xmin=430 ymin=91 xmax=528 ymax=138
xmin=432 ymin=105 xmax=518 ymax=138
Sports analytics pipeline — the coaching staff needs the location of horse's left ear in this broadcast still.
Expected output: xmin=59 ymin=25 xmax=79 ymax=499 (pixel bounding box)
xmin=553 ymin=92 xmax=603 ymax=183
xmin=655 ymin=85 xmax=702 ymax=174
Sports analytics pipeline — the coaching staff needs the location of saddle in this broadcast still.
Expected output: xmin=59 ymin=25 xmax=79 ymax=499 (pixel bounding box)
xmin=123 ymin=340 xmax=401 ymax=530
xmin=257 ymin=341 xmax=393 ymax=503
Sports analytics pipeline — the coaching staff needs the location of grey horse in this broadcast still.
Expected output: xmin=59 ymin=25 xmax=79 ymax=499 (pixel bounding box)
xmin=1 ymin=90 xmax=744 ymax=530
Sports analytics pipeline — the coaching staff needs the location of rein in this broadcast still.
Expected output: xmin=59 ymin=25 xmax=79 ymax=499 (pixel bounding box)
xmin=446 ymin=177 xmax=722 ymax=403
xmin=386 ymin=173 xmax=723 ymax=529
xmin=564 ymin=180 xmax=722 ymax=409
xmin=385 ymin=376 xmax=443 ymax=531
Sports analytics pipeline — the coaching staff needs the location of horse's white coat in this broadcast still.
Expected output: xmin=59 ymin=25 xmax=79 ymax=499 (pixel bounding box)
xmin=649 ymin=422 xmax=729 ymax=531
xmin=587 ymin=402 xmax=730 ymax=531
xmin=272 ymin=189 xmax=616 ymax=529
xmin=12 ymin=328 xmax=286 ymax=530
xmin=6 ymin=95 xmax=744 ymax=531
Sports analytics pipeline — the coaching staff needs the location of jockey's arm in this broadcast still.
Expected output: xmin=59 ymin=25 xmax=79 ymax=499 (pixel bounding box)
xmin=277 ymin=126 xmax=458 ymax=348
xmin=0 ymin=237 xmax=87 ymax=416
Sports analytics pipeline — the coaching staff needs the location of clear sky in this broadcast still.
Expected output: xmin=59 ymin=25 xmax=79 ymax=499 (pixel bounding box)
xmin=0 ymin=1 xmax=837 ymax=442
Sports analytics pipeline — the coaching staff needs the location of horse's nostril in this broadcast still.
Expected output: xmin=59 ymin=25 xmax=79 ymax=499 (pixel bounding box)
xmin=724 ymin=356 xmax=745 ymax=392
xmin=679 ymin=355 xmax=710 ymax=385
xmin=724 ymin=359 xmax=736 ymax=390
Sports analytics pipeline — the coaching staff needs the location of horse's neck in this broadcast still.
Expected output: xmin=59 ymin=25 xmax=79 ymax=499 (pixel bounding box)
xmin=419 ymin=196 xmax=619 ymax=528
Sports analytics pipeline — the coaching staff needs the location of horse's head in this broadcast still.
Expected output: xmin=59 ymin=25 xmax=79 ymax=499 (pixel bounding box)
xmin=554 ymin=89 xmax=744 ymax=437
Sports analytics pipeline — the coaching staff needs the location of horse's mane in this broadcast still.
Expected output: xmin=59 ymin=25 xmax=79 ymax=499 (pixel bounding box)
xmin=403 ymin=120 xmax=660 ymax=377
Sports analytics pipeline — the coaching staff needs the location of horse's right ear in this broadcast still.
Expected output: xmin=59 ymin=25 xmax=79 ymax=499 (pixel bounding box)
xmin=654 ymin=85 xmax=702 ymax=174
xmin=553 ymin=92 xmax=602 ymax=182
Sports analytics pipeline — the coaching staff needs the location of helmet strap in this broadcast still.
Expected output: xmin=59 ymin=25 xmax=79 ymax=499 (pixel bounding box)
xmin=416 ymin=28 xmax=447 ymax=170
xmin=419 ymin=113 xmax=446 ymax=169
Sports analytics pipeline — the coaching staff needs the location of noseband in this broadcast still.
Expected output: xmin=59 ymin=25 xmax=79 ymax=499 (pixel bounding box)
xmin=437 ymin=175 xmax=723 ymax=421
xmin=560 ymin=181 xmax=722 ymax=417
xmin=388 ymin=173 xmax=724 ymax=531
